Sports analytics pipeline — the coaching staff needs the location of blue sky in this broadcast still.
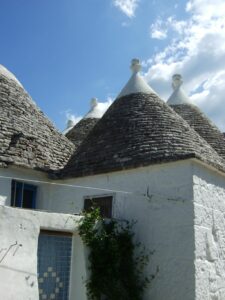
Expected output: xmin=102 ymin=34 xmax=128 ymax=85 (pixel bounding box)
xmin=0 ymin=0 xmax=225 ymax=131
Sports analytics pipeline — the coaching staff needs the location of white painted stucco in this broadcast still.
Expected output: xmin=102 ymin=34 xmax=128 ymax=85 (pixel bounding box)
xmin=117 ymin=58 xmax=156 ymax=98
xmin=48 ymin=160 xmax=195 ymax=300
xmin=0 ymin=206 xmax=87 ymax=300
xmin=1 ymin=158 xmax=225 ymax=299
xmin=167 ymin=74 xmax=190 ymax=105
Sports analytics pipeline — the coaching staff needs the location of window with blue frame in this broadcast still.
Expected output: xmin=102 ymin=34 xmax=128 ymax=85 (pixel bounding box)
xmin=11 ymin=180 xmax=37 ymax=209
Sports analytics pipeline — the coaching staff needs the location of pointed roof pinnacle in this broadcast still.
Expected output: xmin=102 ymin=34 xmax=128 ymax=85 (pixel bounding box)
xmin=167 ymin=74 xmax=190 ymax=105
xmin=172 ymin=74 xmax=183 ymax=90
xmin=67 ymin=119 xmax=74 ymax=128
xmin=117 ymin=58 xmax=156 ymax=98
xmin=130 ymin=58 xmax=142 ymax=73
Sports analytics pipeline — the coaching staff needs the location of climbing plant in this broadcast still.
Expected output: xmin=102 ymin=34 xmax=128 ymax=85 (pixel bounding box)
xmin=78 ymin=208 xmax=151 ymax=300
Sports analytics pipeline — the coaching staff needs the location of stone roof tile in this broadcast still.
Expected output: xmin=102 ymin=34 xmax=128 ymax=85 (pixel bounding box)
xmin=167 ymin=74 xmax=225 ymax=160
xmin=66 ymin=118 xmax=99 ymax=148
xmin=170 ymin=104 xmax=225 ymax=160
xmin=61 ymin=92 xmax=225 ymax=178
xmin=0 ymin=66 xmax=75 ymax=171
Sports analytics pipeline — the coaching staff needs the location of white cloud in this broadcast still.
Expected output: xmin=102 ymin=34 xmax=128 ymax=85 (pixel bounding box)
xmin=113 ymin=0 xmax=139 ymax=18
xmin=150 ymin=19 xmax=167 ymax=40
xmin=145 ymin=0 xmax=225 ymax=131
xmin=150 ymin=17 xmax=187 ymax=40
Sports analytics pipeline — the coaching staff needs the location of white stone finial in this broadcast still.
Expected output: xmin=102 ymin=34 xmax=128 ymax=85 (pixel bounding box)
xmin=67 ymin=119 xmax=74 ymax=128
xmin=172 ymin=74 xmax=183 ymax=90
xmin=167 ymin=73 xmax=190 ymax=105
xmin=130 ymin=58 xmax=142 ymax=73
xmin=90 ymin=98 xmax=98 ymax=108
xmin=117 ymin=59 xmax=156 ymax=98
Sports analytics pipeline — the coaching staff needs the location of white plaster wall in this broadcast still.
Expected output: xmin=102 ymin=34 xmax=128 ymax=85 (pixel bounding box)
xmin=0 ymin=205 xmax=87 ymax=300
xmin=193 ymin=162 xmax=225 ymax=300
xmin=0 ymin=160 xmax=217 ymax=300
xmin=0 ymin=171 xmax=11 ymax=206
xmin=49 ymin=160 xmax=195 ymax=300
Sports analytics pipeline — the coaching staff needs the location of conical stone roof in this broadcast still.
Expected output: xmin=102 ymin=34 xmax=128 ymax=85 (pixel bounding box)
xmin=61 ymin=60 xmax=225 ymax=178
xmin=66 ymin=118 xmax=99 ymax=148
xmin=0 ymin=65 xmax=75 ymax=171
xmin=167 ymin=75 xmax=225 ymax=160
xmin=65 ymin=98 xmax=103 ymax=147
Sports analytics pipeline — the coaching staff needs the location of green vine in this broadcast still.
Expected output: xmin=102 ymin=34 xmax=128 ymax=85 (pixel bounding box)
xmin=78 ymin=208 xmax=150 ymax=300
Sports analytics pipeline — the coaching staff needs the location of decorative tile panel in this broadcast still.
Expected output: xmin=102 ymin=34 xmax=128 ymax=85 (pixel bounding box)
xmin=38 ymin=232 xmax=72 ymax=300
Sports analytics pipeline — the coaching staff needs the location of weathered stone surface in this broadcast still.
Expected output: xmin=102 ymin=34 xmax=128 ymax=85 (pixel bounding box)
xmin=0 ymin=71 xmax=75 ymax=171
xmin=61 ymin=92 xmax=225 ymax=178
xmin=66 ymin=118 xmax=99 ymax=148
xmin=193 ymin=164 xmax=225 ymax=300
xmin=171 ymin=104 xmax=225 ymax=160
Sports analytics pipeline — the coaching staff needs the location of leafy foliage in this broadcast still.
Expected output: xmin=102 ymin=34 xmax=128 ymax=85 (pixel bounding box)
xmin=78 ymin=208 xmax=150 ymax=300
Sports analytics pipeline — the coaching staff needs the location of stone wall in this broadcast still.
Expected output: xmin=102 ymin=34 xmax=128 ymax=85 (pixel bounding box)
xmin=193 ymin=162 xmax=225 ymax=300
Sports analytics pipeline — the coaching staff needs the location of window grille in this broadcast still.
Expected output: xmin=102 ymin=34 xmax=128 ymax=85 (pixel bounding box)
xmin=38 ymin=230 xmax=72 ymax=300
xmin=84 ymin=196 xmax=113 ymax=218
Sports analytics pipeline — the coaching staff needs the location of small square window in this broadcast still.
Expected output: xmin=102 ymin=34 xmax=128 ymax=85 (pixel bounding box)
xmin=11 ymin=180 xmax=37 ymax=209
xmin=84 ymin=196 xmax=113 ymax=218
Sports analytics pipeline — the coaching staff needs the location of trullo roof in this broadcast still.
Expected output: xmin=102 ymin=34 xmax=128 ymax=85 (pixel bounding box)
xmin=0 ymin=65 xmax=75 ymax=171
xmin=167 ymin=74 xmax=225 ymax=160
xmin=61 ymin=59 xmax=225 ymax=178
xmin=65 ymin=98 xmax=105 ymax=147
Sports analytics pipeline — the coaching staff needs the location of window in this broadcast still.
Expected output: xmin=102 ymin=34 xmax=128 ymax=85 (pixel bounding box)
xmin=11 ymin=180 xmax=37 ymax=209
xmin=84 ymin=195 xmax=113 ymax=218
xmin=38 ymin=230 xmax=72 ymax=300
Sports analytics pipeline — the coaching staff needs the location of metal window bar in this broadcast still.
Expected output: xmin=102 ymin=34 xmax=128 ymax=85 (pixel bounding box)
xmin=38 ymin=231 xmax=72 ymax=300
xmin=21 ymin=182 xmax=24 ymax=208
xmin=84 ymin=196 xmax=113 ymax=218
xmin=13 ymin=180 xmax=16 ymax=207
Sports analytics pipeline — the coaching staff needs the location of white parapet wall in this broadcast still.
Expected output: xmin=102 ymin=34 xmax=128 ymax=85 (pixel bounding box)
xmin=0 ymin=206 xmax=87 ymax=300
xmin=193 ymin=161 xmax=225 ymax=300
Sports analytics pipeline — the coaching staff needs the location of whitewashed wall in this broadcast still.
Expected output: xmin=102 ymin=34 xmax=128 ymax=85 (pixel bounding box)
xmin=0 ymin=205 xmax=87 ymax=300
xmin=49 ymin=160 xmax=195 ymax=300
xmin=193 ymin=162 xmax=225 ymax=300
xmin=2 ymin=159 xmax=225 ymax=299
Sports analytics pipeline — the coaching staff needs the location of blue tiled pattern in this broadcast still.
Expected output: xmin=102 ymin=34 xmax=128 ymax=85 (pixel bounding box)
xmin=38 ymin=233 xmax=72 ymax=300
